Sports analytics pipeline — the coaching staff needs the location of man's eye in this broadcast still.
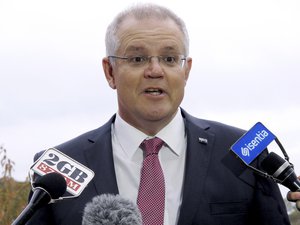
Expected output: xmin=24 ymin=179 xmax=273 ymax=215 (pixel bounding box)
xmin=129 ymin=56 xmax=146 ymax=63
xmin=163 ymin=56 xmax=177 ymax=63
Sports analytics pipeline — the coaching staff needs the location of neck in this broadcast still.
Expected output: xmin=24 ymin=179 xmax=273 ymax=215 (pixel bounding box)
xmin=118 ymin=110 xmax=178 ymax=136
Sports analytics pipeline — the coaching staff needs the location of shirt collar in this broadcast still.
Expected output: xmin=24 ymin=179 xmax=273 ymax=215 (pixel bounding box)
xmin=156 ymin=110 xmax=185 ymax=156
xmin=113 ymin=109 xmax=185 ymax=159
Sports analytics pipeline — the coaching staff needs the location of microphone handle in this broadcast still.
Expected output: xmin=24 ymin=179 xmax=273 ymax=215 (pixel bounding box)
xmin=284 ymin=174 xmax=300 ymax=211
xmin=12 ymin=190 xmax=50 ymax=225
xmin=12 ymin=203 xmax=36 ymax=225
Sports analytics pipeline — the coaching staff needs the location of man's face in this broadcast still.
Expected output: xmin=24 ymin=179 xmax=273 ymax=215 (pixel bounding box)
xmin=103 ymin=17 xmax=192 ymax=135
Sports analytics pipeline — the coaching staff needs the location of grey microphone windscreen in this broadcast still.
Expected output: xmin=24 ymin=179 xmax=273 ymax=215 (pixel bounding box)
xmin=82 ymin=194 xmax=142 ymax=225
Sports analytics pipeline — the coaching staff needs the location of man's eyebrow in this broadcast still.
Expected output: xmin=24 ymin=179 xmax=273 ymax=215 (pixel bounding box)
xmin=124 ymin=45 xmax=181 ymax=54
xmin=162 ymin=46 xmax=178 ymax=50
xmin=160 ymin=46 xmax=181 ymax=53
xmin=124 ymin=46 xmax=146 ymax=54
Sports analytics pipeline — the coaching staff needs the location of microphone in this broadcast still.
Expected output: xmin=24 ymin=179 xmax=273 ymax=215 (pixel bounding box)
xmin=261 ymin=152 xmax=300 ymax=211
xmin=82 ymin=194 xmax=142 ymax=225
xmin=261 ymin=152 xmax=300 ymax=192
xmin=30 ymin=148 xmax=95 ymax=198
xmin=12 ymin=172 xmax=67 ymax=225
xmin=228 ymin=122 xmax=300 ymax=210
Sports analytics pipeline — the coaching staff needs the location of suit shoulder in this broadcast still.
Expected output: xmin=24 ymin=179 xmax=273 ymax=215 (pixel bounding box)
xmin=34 ymin=115 xmax=115 ymax=160
xmin=204 ymin=119 xmax=245 ymax=135
xmin=182 ymin=109 xmax=245 ymax=137
xmin=57 ymin=118 xmax=113 ymax=153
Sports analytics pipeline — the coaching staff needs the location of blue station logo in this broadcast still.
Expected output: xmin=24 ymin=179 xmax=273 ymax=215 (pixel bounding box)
xmin=230 ymin=122 xmax=276 ymax=165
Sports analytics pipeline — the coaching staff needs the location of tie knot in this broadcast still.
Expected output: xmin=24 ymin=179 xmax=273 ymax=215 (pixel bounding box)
xmin=140 ymin=137 xmax=164 ymax=156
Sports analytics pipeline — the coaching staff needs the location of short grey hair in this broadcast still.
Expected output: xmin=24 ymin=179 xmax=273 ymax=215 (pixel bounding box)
xmin=105 ymin=3 xmax=190 ymax=56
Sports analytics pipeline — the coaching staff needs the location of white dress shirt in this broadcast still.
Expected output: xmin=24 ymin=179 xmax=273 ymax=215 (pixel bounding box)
xmin=111 ymin=109 xmax=187 ymax=225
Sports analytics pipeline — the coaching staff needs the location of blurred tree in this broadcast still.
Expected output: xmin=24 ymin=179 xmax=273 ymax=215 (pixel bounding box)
xmin=0 ymin=145 xmax=31 ymax=225
xmin=0 ymin=145 xmax=15 ymax=177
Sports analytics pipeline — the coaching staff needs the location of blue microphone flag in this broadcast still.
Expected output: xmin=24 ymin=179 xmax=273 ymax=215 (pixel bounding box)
xmin=230 ymin=122 xmax=276 ymax=165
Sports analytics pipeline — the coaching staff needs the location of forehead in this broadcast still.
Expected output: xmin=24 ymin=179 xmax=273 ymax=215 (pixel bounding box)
xmin=116 ymin=17 xmax=185 ymax=54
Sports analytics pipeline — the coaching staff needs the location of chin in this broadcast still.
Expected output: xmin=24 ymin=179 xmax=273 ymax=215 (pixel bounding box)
xmin=145 ymin=108 xmax=175 ymax=121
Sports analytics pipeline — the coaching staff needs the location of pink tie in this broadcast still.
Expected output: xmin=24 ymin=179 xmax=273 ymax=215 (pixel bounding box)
xmin=137 ymin=137 xmax=165 ymax=225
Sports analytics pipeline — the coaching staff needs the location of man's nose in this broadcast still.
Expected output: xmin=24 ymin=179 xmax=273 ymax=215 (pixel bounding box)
xmin=144 ymin=57 xmax=164 ymax=78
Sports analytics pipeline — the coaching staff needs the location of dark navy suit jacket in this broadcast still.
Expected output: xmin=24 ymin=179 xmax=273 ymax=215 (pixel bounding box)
xmin=26 ymin=109 xmax=291 ymax=225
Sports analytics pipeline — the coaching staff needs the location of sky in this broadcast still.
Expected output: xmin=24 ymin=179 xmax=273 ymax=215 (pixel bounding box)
xmin=0 ymin=0 xmax=299 ymax=196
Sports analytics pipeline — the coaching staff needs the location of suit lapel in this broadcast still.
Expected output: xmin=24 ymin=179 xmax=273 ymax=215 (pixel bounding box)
xmin=80 ymin=111 xmax=218 ymax=223
xmin=177 ymin=110 xmax=215 ymax=224
xmin=83 ymin=115 xmax=119 ymax=195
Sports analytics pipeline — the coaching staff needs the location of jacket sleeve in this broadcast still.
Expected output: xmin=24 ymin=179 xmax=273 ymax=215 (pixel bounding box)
xmin=248 ymin=173 xmax=291 ymax=225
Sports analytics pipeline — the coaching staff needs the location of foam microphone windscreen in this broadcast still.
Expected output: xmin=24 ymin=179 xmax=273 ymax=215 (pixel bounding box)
xmin=82 ymin=194 xmax=142 ymax=225
xmin=33 ymin=172 xmax=67 ymax=199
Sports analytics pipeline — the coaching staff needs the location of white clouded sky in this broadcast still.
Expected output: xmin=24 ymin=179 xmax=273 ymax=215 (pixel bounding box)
xmin=0 ymin=0 xmax=299 ymax=199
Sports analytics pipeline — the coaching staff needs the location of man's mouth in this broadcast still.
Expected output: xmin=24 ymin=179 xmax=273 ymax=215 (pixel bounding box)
xmin=145 ymin=88 xmax=163 ymax=95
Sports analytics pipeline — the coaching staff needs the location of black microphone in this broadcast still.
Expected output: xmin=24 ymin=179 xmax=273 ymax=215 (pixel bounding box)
xmin=82 ymin=194 xmax=142 ymax=225
xmin=261 ymin=152 xmax=300 ymax=211
xmin=228 ymin=122 xmax=300 ymax=210
xmin=12 ymin=172 xmax=67 ymax=225
xmin=261 ymin=152 xmax=300 ymax=192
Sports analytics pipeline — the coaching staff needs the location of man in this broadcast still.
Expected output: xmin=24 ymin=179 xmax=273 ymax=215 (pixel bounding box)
xmin=26 ymin=3 xmax=294 ymax=225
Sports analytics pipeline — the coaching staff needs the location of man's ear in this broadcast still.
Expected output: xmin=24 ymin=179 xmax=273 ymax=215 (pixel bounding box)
xmin=102 ymin=57 xmax=116 ymax=89
xmin=184 ymin=57 xmax=192 ymax=83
